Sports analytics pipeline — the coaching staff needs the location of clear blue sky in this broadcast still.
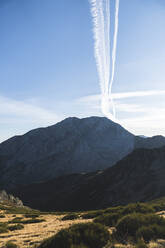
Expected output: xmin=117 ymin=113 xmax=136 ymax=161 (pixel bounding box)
xmin=1 ymin=0 xmax=165 ymax=141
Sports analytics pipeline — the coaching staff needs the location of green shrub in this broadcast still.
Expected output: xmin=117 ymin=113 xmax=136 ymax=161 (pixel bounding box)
xmin=8 ymin=224 xmax=24 ymax=231
xmin=94 ymin=212 xmax=121 ymax=227
xmin=9 ymin=217 xmax=45 ymax=224
xmin=61 ymin=213 xmax=79 ymax=221
xmin=81 ymin=210 xmax=103 ymax=219
xmin=5 ymin=241 xmax=18 ymax=248
xmin=120 ymin=203 xmax=154 ymax=215
xmin=70 ymin=245 xmax=88 ymax=248
xmin=21 ymin=218 xmax=45 ymax=224
xmin=0 ymin=225 xmax=8 ymax=233
xmin=0 ymin=222 xmax=8 ymax=233
xmin=103 ymin=206 xmax=124 ymax=215
xmin=136 ymin=224 xmax=165 ymax=242
xmin=9 ymin=217 xmax=22 ymax=223
xmin=38 ymin=222 xmax=110 ymax=248
xmin=135 ymin=239 xmax=147 ymax=248
xmin=24 ymin=213 xmax=39 ymax=218
xmin=93 ymin=203 xmax=154 ymax=229
xmin=0 ymin=214 xmax=5 ymax=218
xmin=116 ymin=213 xmax=165 ymax=240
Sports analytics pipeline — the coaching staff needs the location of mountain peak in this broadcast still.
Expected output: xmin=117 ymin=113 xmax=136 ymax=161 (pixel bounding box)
xmin=0 ymin=116 xmax=165 ymax=190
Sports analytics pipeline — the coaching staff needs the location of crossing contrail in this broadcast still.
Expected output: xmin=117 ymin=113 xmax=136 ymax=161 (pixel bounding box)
xmin=89 ymin=0 xmax=120 ymax=121
xmin=109 ymin=0 xmax=120 ymax=118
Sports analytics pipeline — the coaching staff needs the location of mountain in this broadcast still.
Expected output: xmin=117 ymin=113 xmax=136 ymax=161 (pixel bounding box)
xmin=0 ymin=116 xmax=165 ymax=190
xmin=135 ymin=135 xmax=165 ymax=149
xmin=14 ymin=146 xmax=165 ymax=211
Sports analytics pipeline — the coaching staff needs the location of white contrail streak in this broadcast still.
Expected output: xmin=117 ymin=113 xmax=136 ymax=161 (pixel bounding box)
xmin=89 ymin=0 xmax=120 ymax=121
xmin=109 ymin=0 xmax=120 ymax=117
xmin=90 ymin=0 xmax=115 ymax=120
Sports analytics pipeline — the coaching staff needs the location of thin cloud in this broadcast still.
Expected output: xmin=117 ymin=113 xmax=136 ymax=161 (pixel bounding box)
xmin=0 ymin=95 xmax=60 ymax=125
xmin=78 ymin=90 xmax=165 ymax=103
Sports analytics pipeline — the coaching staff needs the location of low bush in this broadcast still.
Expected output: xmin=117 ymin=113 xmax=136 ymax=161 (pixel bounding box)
xmin=94 ymin=212 xmax=121 ymax=227
xmin=8 ymin=224 xmax=24 ymax=231
xmin=81 ymin=210 xmax=103 ymax=219
xmin=116 ymin=213 xmax=165 ymax=241
xmin=9 ymin=217 xmax=45 ymax=224
xmin=135 ymin=239 xmax=147 ymax=248
xmin=0 ymin=214 xmax=5 ymax=218
xmin=136 ymin=224 xmax=165 ymax=242
xmin=5 ymin=206 xmax=40 ymax=215
xmin=93 ymin=203 xmax=155 ymax=229
xmin=21 ymin=218 xmax=45 ymax=224
xmin=9 ymin=217 xmax=22 ymax=223
xmin=103 ymin=206 xmax=124 ymax=215
xmin=38 ymin=222 xmax=110 ymax=248
xmin=24 ymin=213 xmax=40 ymax=218
xmin=0 ymin=222 xmax=8 ymax=233
xmin=120 ymin=203 xmax=154 ymax=215
xmin=61 ymin=213 xmax=79 ymax=221
xmin=5 ymin=241 xmax=18 ymax=248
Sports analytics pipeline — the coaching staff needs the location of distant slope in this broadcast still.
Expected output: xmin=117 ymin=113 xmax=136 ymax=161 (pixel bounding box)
xmin=0 ymin=117 xmax=135 ymax=189
xmin=135 ymin=135 xmax=165 ymax=149
xmin=14 ymin=146 xmax=165 ymax=211
xmin=0 ymin=116 xmax=165 ymax=190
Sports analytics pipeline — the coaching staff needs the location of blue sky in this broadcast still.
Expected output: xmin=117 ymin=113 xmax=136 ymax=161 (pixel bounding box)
xmin=1 ymin=0 xmax=165 ymax=141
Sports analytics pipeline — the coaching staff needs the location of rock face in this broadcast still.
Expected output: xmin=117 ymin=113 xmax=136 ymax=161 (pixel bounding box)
xmin=0 ymin=190 xmax=23 ymax=207
xmin=14 ymin=146 xmax=165 ymax=212
xmin=0 ymin=116 xmax=165 ymax=190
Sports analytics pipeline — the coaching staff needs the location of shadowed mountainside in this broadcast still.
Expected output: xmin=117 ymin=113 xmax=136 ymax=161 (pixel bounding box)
xmin=0 ymin=117 xmax=165 ymax=190
xmin=14 ymin=146 xmax=165 ymax=211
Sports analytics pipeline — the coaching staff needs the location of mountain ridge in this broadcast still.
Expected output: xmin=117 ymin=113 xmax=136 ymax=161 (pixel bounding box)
xmin=0 ymin=116 xmax=165 ymax=190
xmin=14 ymin=145 xmax=165 ymax=211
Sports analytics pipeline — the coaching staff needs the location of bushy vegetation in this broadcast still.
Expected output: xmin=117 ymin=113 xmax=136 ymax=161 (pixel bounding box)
xmin=135 ymin=239 xmax=147 ymax=248
xmin=38 ymin=223 xmax=110 ymax=248
xmin=5 ymin=241 xmax=18 ymax=248
xmin=93 ymin=203 xmax=155 ymax=228
xmin=2 ymin=195 xmax=165 ymax=247
xmin=61 ymin=213 xmax=79 ymax=221
xmin=5 ymin=205 xmax=40 ymax=215
xmin=0 ymin=222 xmax=8 ymax=233
xmin=0 ymin=214 xmax=5 ymax=218
xmin=115 ymin=213 xmax=165 ymax=241
xmin=9 ymin=217 xmax=22 ymax=223
xmin=81 ymin=210 xmax=104 ymax=219
xmin=24 ymin=213 xmax=40 ymax=218
xmin=95 ymin=212 xmax=121 ymax=227
xmin=0 ymin=221 xmax=24 ymax=233
xmin=136 ymin=224 xmax=165 ymax=242
xmin=9 ymin=217 xmax=45 ymax=224
xmin=8 ymin=224 xmax=24 ymax=231
xmin=21 ymin=218 xmax=45 ymax=224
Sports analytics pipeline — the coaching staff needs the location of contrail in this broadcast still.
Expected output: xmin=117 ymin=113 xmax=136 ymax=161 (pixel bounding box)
xmin=89 ymin=0 xmax=120 ymax=121
xmin=90 ymin=0 xmax=114 ymax=120
xmin=109 ymin=0 xmax=120 ymax=117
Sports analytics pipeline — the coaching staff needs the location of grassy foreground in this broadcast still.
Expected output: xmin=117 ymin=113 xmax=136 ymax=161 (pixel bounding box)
xmin=1 ymin=198 xmax=165 ymax=247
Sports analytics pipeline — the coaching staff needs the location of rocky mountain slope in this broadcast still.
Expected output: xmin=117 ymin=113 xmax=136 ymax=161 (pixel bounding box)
xmin=14 ymin=146 xmax=165 ymax=211
xmin=0 ymin=117 xmax=165 ymax=189
xmin=0 ymin=190 xmax=23 ymax=207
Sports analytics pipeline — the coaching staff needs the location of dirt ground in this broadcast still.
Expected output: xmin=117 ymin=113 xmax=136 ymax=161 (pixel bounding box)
xmin=0 ymin=212 xmax=92 ymax=248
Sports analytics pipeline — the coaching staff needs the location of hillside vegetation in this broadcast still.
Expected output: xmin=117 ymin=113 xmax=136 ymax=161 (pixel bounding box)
xmin=1 ymin=197 xmax=165 ymax=247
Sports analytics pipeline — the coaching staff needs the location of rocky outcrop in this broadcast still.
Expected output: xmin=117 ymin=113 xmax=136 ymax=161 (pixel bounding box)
xmin=0 ymin=190 xmax=23 ymax=207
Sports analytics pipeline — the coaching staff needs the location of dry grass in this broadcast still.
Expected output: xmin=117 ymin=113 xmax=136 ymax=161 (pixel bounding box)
xmin=0 ymin=212 xmax=91 ymax=248
xmin=1 ymin=209 xmax=165 ymax=247
xmin=148 ymin=239 xmax=165 ymax=248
